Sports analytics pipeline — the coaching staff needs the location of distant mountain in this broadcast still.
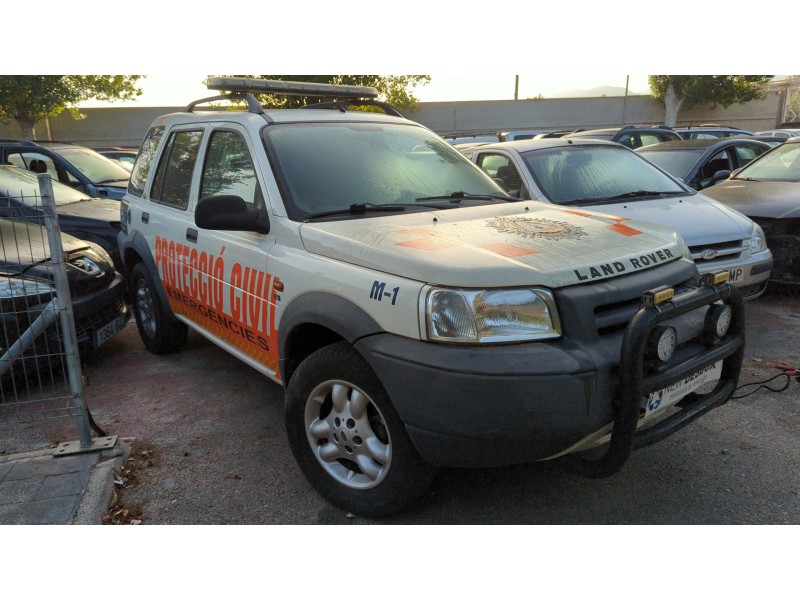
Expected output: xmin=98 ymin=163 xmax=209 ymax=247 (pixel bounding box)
xmin=545 ymin=85 xmax=650 ymax=99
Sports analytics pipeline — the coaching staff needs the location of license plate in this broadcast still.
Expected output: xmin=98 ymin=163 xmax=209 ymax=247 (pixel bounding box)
xmin=728 ymin=268 xmax=743 ymax=283
xmin=646 ymin=361 xmax=722 ymax=416
xmin=92 ymin=314 xmax=127 ymax=347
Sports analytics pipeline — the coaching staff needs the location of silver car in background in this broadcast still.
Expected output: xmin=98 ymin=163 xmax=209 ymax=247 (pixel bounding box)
xmin=459 ymin=138 xmax=773 ymax=299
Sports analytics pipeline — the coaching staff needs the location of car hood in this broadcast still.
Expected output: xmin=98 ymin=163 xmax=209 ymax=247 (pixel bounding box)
xmin=593 ymin=193 xmax=755 ymax=245
xmin=701 ymin=180 xmax=800 ymax=219
xmin=56 ymin=198 xmax=121 ymax=222
xmin=299 ymin=202 xmax=688 ymax=288
xmin=0 ymin=218 xmax=89 ymax=270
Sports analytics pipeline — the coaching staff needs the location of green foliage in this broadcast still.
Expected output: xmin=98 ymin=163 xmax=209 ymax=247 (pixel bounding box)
xmin=0 ymin=75 xmax=143 ymax=138
xmin=647 ymin=75 xmax=773 ymax=109
xmin=786 ymin=88 xmax=800 ymax=124
xmin=219 ymin=75 xmax=430 ymax=112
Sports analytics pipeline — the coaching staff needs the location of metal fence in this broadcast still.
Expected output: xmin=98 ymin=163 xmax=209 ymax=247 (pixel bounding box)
xmin=0 ymin=174 xmax=93 ymax=449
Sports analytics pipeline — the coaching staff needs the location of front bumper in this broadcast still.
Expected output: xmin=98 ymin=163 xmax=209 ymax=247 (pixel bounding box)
xmin=356 ymin=270 xmax=743 ymax=472
xmin=693 ymin=249 xmax=772 ymax=300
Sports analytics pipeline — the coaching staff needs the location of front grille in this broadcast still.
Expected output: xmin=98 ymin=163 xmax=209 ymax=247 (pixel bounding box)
xmin=554 ymin=259 xmax=700 ymax=342
xmin=689 ymin=239 xmax=745 ymax=266
xmin=74 ymin=299 xmax=126 ymax=343
xmin=43 ymin=299 xmax=127 ymax=346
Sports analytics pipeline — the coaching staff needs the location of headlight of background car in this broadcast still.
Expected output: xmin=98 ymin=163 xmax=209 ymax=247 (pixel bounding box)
xmin=0 ymin=276 xmax=55 ymax=310
xmin=425 ymin=287 xmax=561 ymax=343
xmin=749 ymin=223 xmax=767 ymax=253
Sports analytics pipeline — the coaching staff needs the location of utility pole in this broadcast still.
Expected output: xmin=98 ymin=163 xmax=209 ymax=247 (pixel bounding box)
xmin=514 ymin=76 xmax=519 ymax=100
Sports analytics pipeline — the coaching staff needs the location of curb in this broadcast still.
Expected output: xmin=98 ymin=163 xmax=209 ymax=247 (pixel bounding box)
xmin=72 ymin=439 xmax=131 ymax=525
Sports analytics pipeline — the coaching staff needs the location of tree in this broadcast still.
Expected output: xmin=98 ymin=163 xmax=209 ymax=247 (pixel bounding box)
xmin=218 ymin=75 xmax=430 ymax=112
xmin=0 ymin=75 xmax=143 ymax=140
xmin=648 ymin=75 xmax=773 ymax=126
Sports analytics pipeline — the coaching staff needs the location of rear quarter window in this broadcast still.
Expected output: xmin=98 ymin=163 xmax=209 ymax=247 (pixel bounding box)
xmin=128 ymin=126 xmax=164 ymax=197
xmin=149 ymin=130 xmax=204 ymax=210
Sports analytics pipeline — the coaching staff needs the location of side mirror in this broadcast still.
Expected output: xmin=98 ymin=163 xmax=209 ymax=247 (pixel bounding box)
xmin=195 ymin=195 xmax=270 ymax=233
xmin=711 ymin=169 xmax=732 ymax=186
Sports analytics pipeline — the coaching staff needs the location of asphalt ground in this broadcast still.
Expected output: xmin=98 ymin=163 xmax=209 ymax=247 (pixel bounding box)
xmin=2 ymin=285 xmax=798 ymax=596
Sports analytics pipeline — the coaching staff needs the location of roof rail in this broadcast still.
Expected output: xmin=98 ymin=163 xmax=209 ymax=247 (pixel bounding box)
xmin=298 ymin=100 xmax=405 ymax=118
xmin=0 ymin=138 xmax=37 ymax=145
xmin=185 ymin=93 xmax=265 ymax=115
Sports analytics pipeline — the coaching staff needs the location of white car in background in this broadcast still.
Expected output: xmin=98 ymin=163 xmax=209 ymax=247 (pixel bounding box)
xmin=460 ymin=138 xmax=774 ymax=299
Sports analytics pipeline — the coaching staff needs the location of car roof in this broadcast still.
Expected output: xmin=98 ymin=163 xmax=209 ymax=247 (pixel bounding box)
xmin=636 ymin=138 xmax=771 ymax=152
xmin=565 ymin=125 xmax=675 ymax=137
xmin=153 ymin=107 xmax=419 ymax=129
xmin=673 ymin=125 xmax=752 ymax=132
xmin=458 ymin=138 xmax=625 ymax=152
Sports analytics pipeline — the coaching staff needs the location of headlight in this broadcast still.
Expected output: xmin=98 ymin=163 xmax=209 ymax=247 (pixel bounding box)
xmin=425 ymin=287 xmax=561 ymax=343
xmin=749 ymin=223 xmax=767 ymax=253
xmin=0 ymin=276 xmax=55 ymax=301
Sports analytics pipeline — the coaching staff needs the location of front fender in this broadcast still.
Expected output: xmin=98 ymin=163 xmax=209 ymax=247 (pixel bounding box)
xmin=278 ymin=291 xmax=384 ymax=382
xmin=118 ymin=228 xmax=174 ymax=316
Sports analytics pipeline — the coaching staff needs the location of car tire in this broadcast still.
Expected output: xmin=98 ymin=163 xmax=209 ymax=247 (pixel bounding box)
xmin=130 ymin=262 xmax=187 ymax=354
xmin=285 ymin=341 xmax=436 ymax=518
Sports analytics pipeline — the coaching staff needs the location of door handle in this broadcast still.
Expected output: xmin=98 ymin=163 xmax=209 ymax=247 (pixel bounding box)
xmin=186 ymin=228 xmax=198 ymax=243
xmin=141 ymin=212 xmax=149 ymax=224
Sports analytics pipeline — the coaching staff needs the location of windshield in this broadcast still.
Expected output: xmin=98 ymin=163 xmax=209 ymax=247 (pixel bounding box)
xmin=263 ymin=122 xmax=503 ymax=220
xmin=733 ymin=142 xmax=800 ymax=182
xmin=0 ymin=166 xmax=92 ymax=207
xmin=49 ymin=146 xmax=131 ymax=184
xmin=638 ymin=148 xmax=704 ymax=179
xmin=520 ymin=145 xmax=686 ymax=204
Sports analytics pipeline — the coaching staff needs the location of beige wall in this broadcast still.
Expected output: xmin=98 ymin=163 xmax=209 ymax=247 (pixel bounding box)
xmin=0 ymin=88 xmax=785 ymax=146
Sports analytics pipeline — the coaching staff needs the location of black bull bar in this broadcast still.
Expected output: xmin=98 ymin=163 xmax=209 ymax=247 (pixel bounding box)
xmin=560 ymin=278 xmax=745 ymax=478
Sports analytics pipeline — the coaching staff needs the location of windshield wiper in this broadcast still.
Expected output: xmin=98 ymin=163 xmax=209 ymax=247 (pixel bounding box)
xmin=304 ymin=203 xmax=408 ymax=221
xmin=96 ymin=178 xmax=129 ymax=184
xmin=415 ymin=191 xmax=515 ymax=203
xmin=603 ymin=190 xmax=683 ymax=201
xmin=557 ymin=197 xmax=603 ymax=206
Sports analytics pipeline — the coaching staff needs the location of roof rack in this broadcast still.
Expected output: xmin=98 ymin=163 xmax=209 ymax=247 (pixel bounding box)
xmin=187 ymin=77 xmax=401 ymax=117
xmin=206 ymin=77 xmax=379 ymax=100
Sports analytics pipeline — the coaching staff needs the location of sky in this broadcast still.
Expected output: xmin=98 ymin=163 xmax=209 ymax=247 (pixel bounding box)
xmin=78 ymin=74 xmax=653 ymax=107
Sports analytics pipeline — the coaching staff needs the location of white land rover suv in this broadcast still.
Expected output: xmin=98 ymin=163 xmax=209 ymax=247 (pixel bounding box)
xmin=118 ymin=78 xmax=745 ymax=517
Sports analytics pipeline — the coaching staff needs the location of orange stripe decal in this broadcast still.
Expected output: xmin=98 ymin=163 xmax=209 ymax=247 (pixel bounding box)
xmin=480 ymin=243 xmax=538 ymax=257
xmin=396 ymin=238 xmax=460 ymax=251
xmin=608 ymin=222 xmax=642 ymax=236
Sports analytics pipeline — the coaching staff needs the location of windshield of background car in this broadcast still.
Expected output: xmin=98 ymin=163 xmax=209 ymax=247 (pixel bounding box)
xmin=262 ymin=122 xmax=502 ymax=220
xmin=638 ymin=148 xmax=704 ymax=179
xmin=52 ymin=147 xmax=131 ymax=184
xmin=0 ymin=166 xmax=92 ymax=207
xmin=520 ymin=145 xmax=686 ymax=204
xmin=733 ymin=142 xmax=800 ymax=182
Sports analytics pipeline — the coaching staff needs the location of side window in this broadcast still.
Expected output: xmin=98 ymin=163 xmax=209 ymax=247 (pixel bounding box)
xmin=639 ymin=134 xmax=663 ymax=147
xmin=476 ymin=153 xmax=512 ymax=177
xmin=616 ymin=133 xmax=637 ymax=148
xmin=200 ymin=130 xmax=259 ymax=205
xmin=734 ymin=145 xmax=761 ymax=167
xmin=701 ymin=149 xmax=734 ymax=180
xmin=476 ymin=153 xmax=523 ymax=194
xmin=150 ymin=129 xmax=204 ymax=210
xmin=6 ymin=152 xmax=64 ymax=182
xmin=129 ymin=126 xmax=164 ymax=197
